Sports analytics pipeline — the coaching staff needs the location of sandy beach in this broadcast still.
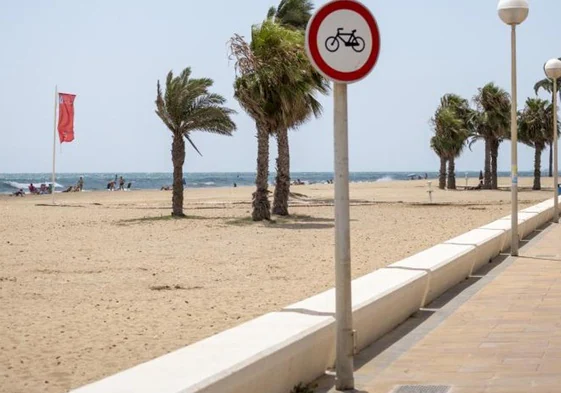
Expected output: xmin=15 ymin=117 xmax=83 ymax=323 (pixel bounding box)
xmin=0 ymin=177 xmax=556 ymax=393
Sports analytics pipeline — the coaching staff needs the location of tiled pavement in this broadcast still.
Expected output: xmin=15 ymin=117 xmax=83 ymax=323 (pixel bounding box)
xmin=317 ymin=222 xmax=561 ymax=393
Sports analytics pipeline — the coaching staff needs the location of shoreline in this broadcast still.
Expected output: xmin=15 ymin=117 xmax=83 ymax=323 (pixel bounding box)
xmin=0 ymin=179 xmax=393 ymax=195
xmin=2 ymin=175 xmax=559 ymax=197
xmin=2 ymin=171 xmax=553 ymax=195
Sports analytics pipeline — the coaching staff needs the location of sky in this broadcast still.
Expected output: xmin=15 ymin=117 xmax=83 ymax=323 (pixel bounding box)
xmin=1 ymin=0 xmax=560 ymax=174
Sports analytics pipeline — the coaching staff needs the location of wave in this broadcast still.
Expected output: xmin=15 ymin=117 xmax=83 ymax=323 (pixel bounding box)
xmin=375 ymin=176 xmax=394 ymax=182
xmin=203 ymin=182 xmax=216 ymax=186
xmin=4 ymin=181 xmax=64 ymax=190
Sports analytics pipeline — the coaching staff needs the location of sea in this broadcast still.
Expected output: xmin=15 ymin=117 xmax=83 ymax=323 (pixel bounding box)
xmin=0 ymin=171 xmax=537 ymax=194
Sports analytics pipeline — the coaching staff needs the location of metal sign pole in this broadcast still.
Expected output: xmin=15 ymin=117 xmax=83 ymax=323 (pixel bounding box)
xmin=333 ymin=82 xmax=354 ymax=391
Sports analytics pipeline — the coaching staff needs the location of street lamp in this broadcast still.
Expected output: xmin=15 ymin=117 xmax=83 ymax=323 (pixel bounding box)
xmin=545 ymin=58 xmax=561 ymax=223
xmin=497 ymin=0 xmax=529 ymax=256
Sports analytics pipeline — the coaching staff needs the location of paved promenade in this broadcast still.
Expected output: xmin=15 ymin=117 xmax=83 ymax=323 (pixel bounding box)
xmin=318 ymin=222 xmax=561 ymax=393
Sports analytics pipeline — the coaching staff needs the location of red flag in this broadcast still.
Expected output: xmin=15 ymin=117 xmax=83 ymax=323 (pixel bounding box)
xmin=57 ymin=93 xmax=76 ymax=143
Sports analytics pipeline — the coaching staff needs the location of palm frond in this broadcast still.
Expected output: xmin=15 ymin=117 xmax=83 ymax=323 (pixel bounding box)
xmin=154 ymin=67 xmax=237 ymax=155
xmin=534 ymin=78 xmax=553 ymax=96
xmin=267 ymin=6 xmax=276 ymax=20
xmin=184 ymin=106 xmax=237 ymax=135
xmin=229 ymin=18 xmax=329 ymax=136
xmin=430 ymin=97 xmax=470 ymax=159
xmin=472 ymin=82 xmax=511 ymax=141
xmin=184 ymin=134 xmax=203 ymax=157
xmin=274 ymin=0 xmax=314 ymax=30
xmin=518 ymin=97 xmax=559 ymax=148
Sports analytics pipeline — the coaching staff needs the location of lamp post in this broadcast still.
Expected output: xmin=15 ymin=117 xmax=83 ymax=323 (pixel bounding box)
xmin=545 ymin=58 xmax=561 ymax=223
xmin=498 ymin=0 xmax=529 ymax=256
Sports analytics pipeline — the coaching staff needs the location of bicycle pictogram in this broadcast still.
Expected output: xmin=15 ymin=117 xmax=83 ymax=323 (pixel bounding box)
xmin=325 ymin=28 xmax=365 ymax=53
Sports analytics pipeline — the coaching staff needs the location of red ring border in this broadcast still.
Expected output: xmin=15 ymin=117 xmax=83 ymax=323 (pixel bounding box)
xmin=306 ymin=0 xmax=380 ymax=83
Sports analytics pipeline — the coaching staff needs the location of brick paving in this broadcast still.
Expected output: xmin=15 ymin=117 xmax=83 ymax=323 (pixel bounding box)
xmin=318 ymin=222 xmax=561 ymax=393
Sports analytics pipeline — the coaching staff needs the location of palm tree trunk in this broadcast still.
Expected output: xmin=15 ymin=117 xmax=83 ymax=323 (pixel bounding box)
xmin=533 ymin=146 xmax=543 ymax=190
xmin=447 ymin=158 xmax=456 ymax=190
xmin=484 ymin=138 xmax=491 ymax=189
xmin=439 ymin=156 xmax=447 ymax=190
xmin=171 ymin=133 xmax=186 ymax=217
xmin=252 ymin=123 xmax=271 ymax=221
xmin=491 ymin=139 xmax=499 ymax=190
xmin=549 ymin=142 xmax=553 ymax=177
xmin=272 ymin=128 xmax=290 ymax=216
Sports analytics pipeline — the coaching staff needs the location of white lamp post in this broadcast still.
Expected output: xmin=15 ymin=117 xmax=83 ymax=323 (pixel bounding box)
xmin=498 ymin=0 xmax=529 ymax=256
xmin=545 ymin=58 xmax=561 ymax=223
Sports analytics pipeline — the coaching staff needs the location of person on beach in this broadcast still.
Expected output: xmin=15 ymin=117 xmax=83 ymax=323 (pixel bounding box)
xmin=28 ymin=183 xmax=39 ymax=194
xmin=12 ymin=189 xmax=24 ymax=197
xmin=77 ymin=177 xmax=84 ymax=192
xmin=119 ymin=176 xmax=125 ymax=191
xmin=479 ymin=170 xmax=484 ymax=187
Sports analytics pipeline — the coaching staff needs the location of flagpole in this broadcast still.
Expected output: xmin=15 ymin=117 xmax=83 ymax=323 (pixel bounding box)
xmin=52 ymin=85 xmax=58 ymax=204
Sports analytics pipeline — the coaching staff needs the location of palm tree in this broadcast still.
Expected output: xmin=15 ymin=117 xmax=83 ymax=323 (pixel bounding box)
xmin=265 ymin=0 xmax=329 ymax=216
xmin=441 ymin=94 xmax=473 ymax=125
xmin=430 ymin=97 xmax=470 ymax=190
xmin=155 ymin=68 xmax=236 ymax=217
xmin=230 ymin=21 xmax=313 ymax=220
xmin=472 ymin=83 xmax=510 ymax=190
xmin=441 ymin=94 xmax=471 ymax=189
xmin=534 ymin=64 xmax=561 ymax=177
xmin=519 ymin=98 xmax=558 ymax=190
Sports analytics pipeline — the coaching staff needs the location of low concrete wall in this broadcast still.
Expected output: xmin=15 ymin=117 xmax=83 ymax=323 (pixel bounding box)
xmin=280 ymin=267 xmax=428 ymax=358
xmin=444 ymin=229 xmax=504 ymax=275
xmin=522 ymin=199 xmax=555 ymax=228
xmin=351 ymin=269 xmax=426 ymax=351
xmin=480 ymin=219 xmax=513 ymax=252
xmin=499 ymin=212 xmax=539 ymax=239
xmin=71 ymin=312 xmax=336 ymax=393
xmin=69 ymin=197 xmax=559 ymax=393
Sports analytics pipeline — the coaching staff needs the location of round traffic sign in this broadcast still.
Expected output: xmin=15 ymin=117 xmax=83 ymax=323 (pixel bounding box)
xmin=305 ymin=0 xmax=380 ymax=83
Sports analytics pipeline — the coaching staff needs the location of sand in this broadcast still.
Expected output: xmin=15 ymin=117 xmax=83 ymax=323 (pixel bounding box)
xmin=0 ymin=177 xmax=556 ymax=393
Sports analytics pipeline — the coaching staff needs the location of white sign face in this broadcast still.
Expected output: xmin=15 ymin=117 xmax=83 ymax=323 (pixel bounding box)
xmin=316 ymin=10 xmax=373 ymax=73
xmin=306 ymin=0 xmax=380 ymax=83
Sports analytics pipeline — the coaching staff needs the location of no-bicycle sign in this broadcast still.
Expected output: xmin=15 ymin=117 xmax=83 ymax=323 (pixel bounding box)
xmin=305 ymin=0 xmax=381 ymax=83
